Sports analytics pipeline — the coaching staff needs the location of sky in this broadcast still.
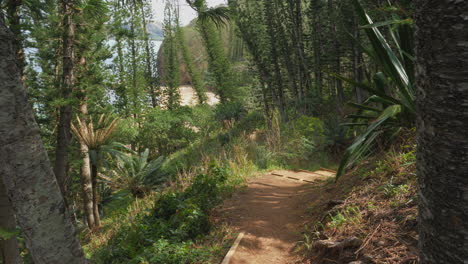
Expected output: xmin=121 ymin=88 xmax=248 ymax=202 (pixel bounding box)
xmin=151 ymin=0 xmax=227 ymax=26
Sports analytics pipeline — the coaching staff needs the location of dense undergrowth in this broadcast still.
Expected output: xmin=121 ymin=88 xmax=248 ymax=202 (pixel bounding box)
xmin=299 ymin=133 xmax=418 ymax=264
xmin=83 ymin=164 xmax=238 ymax=264
xmin=81 ymin=103 xmax=338 ymax=263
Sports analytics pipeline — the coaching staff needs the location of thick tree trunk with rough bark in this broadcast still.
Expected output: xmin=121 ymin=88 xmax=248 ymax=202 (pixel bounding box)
xmin=415 ymin=1 xmax=468 ymax=263
xmin=0 ymin=16 xmax=87 ymax=264
xmin=54 ymin=0 xmax=75 ymax=196
xmin=0 ymin=181 xmax=21 ymax=264
xmin=6 ymin=0 xmax=24 ymax=80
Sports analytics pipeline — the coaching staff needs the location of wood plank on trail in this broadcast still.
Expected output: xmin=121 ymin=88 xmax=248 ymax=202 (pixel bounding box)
xmin=269 ymin=169 xmax=335 ymax=183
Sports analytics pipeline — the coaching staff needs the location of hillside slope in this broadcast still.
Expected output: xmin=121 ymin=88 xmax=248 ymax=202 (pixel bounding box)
xmin=300 ymin=139 xmax=418 ymax=264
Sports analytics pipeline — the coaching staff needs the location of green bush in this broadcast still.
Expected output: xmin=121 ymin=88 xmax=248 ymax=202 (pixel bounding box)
xmin=133 ymin=239 xmax=211 ymax=264
xmin=91 ymin=164 xmax=231 ymax=263
xmin=153 ymin=165 xmax=229 ymax=240
xmin=138 ymin=107 xmax=197 ymax=156
xmin=214 ymin=101 xmax=247 ymax=123
xmin=292 ymin=116 xmax=325 ymax=146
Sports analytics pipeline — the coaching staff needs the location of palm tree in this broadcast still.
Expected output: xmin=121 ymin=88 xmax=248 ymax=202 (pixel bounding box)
xmin=0 ymin=15 xmax=87 ymax=264
xmin=71 ymin=114 xmax=119 ymax=228
xmin=415 ymin=1 xmax=468 ymax=262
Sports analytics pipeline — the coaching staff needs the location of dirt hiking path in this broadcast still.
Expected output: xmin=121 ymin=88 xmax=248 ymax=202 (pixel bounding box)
xmin=217 ymin=169 xmax=335 ymax=264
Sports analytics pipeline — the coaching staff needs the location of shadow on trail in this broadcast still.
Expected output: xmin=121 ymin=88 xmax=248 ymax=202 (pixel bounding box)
xmin=217 ymin=172 xmax=327 ymax=263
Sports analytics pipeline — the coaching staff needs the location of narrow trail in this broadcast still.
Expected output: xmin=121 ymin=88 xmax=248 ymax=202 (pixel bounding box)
xmin=217 ymin=170 xmax=335 ymax=264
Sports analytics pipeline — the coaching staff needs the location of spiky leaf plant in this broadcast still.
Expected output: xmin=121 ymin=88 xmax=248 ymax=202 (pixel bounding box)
xmin=335 ymin=0 xmax=415 ymax=179
xmin=106 ymin=149 xmax=166 ymax=197
xmin=185 ymin=0 xmax=230 ymax=28
xmin=71 ymin=114 xmax=119 ymax=150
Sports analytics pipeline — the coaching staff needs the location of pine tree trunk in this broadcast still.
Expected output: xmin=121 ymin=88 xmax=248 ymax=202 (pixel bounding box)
xmin=265 ymin=1 xmax=285 ymax=117
xmin=0 ymin=16 xmax=87 ymax=264
xmin=91 ymin=163 xmax=101 ymax=227
xmin=352 ymin=15 xmax=364 ymax=103
xmin=78 ymin=103 xmax=95 ymax=229
xmin=141 ymin=4 xmax=159 ymax=107
xmin=54 ymin=0 xmax=75 ymax=196
xmin=328 ymin=0 xmax=344 ymax=111
xmin=312 ymin=6 xmax=323 ymax=102
xmin=130 ymin=0 xmax=139 ymax=116
xmin=415 ymin=1 xmax=468 ymax=263
xmin=0 ymin=180 xmax=21 ymax=264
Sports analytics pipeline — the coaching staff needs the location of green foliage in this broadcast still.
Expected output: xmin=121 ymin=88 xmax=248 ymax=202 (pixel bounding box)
xmin=90 ymin=164 xmax=231 ymax=264
xmin=177 ymin=26 xmax=207 ymax=104
xmin=293 ymin=116 xmax=325 ymax=145
xmin=0 ymin=227 xmax=19 ymax=240
xmin=328 ymin=206 xmax=362 ymax=229
xmin=162 ymin=1 xmax=181 ymax=109
xmin=381 ymin=183 xmax=409 ymax=199
xmin=133 ymin=239 xmax=211 ymax=264
xmin=109 ymin=149 xmax=167 ymax=197
xmin=196 ymin=17 xmax=239 ymax=102
xmin=138 ymin=107 xmax=197 ymax=155
xmin=336 ymin=1 xmax=415 ymax=179
xmin=113 ymin=118 xmax=139 ymax=144
xmin=214 ymin=101 xmax=247 ymax=123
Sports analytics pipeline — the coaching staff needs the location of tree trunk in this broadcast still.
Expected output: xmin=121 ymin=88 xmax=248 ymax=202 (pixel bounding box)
xmin=328 ymin=0 xmax=344 ymax=111
xmin=265 ymin=1 xmax=286 ymax=117
xmin=352 ymin=14 xmax=364 ymax=103
xmin=141 ymin=3 xmax=160 ymax=108
xmin=312 ymin=4 xmax=323 ymax=102
xmin=78 ymin=103 xmax=95 ymax=229
xmin=54 ymin=0 xmax=75 ymax=196
xmin=6 ymin=0 xmax=25 ymax=81
xmin=130 ymin=0 xmax=139 ymax=116
xmin=415 ymin=1 xmax=468 ymax=263
xmin=0 ymin=16 xmax=87 ymax=264
xmin=91 ymin=163 xmax=101 ymax=227
xmin=0 ymin=180 xmax=21 ymax=264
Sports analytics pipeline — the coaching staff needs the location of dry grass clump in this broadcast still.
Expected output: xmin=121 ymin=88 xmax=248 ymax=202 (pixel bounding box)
xmin=301 ymin=139 xmax=419 ymax=264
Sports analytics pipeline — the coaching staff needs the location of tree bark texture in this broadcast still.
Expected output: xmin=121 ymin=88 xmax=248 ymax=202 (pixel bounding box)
xmin=0 ymin=16 xmax=87 ymax=264
xmin=6 ymin=0 xmax=25 ymax=80
xmin=54 ymin=0 xmax=75 ymax=196
xmin=78 ymin=103 xmax=95 ymax=229
xmin=0 ymin=180 xmax=22 ymax=264
xmin=91 ymin=164 xmax=101 ymax=227
xmin=415 ymin=1 xmax=468 ymax=263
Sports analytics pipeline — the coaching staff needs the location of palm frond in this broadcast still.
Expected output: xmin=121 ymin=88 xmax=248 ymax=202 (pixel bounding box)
xmin=71 ymin=114 xmax=119 ymax=150
xmin=198 ymin=6 xmax=230 ymax=28
xmin=336 ymin=105 xmax=402 ymax=179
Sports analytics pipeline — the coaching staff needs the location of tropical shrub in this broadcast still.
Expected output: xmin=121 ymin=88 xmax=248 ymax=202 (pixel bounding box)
xmin=108 ymin=149 xmax=167 ymax=197
xmin=91 ymin=164 xmax=231 ymax=263
xmin=293 ymin=116 xmax=325 ymax=146
xmin=214 ymin=101 xmax=247 ymax=126
xmin=138 ymin=107 xmax=197 ymax=155
xmin=336 ymin=0 xmax=415 ymax=179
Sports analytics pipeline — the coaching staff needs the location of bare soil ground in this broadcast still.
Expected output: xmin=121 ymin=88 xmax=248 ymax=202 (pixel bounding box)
xmin=216 ymin=170 xmax=334 ymax=264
